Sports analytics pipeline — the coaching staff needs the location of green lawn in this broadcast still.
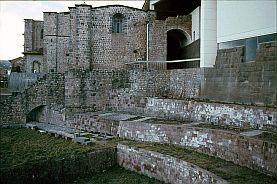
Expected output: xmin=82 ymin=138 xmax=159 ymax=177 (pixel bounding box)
xmin=0 ymin=128 xmax=118 ymax=169
xmin=76 ymin=165 xmax=164 ymax=184
xmin=1 ymin=128 xmax=276 ymax=184
xmin=0 ymin=128 xmax=164 ymax=184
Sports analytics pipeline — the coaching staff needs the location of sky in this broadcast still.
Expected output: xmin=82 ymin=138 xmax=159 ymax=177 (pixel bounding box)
xmin=0 ymin=1 xmax=144 ymax=60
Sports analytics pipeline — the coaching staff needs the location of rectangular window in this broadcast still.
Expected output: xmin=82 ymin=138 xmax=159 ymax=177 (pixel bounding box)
xmin=258 ymin=33 xmax=277 ymax=43
xmin=245 ymin=37 xmax=257 ymax=62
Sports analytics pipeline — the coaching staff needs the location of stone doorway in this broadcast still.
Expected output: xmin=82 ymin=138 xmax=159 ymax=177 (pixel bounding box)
xmin=167 ymin=29 xmax=190 ymax=69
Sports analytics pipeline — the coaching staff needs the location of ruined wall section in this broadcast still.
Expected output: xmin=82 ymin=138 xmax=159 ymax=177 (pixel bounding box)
xmin=75 ymin=5 xmax=92 ymax=70
xmin=129 ymin=69 xmax=170 ymax=97
xmin=145 ymin=98 xmax=276 ymax=131
xmin=24 ymin=19 xmax=34 ymax=53
xmin=202 ymin=42 xmax=277 ymax=106
xmin=43 ymin=12 xmax=58 ymax=72
xmin=117 ymin=68 xmax=200 ymax=99
xmin=108 ymin=96 xmax=276 ymax=131
xmin=0 ymin=73 xmax=65 ymax=124
xmin=148 ymin=20 xmax=166 ymax=61
xmin=169 ymin=69 xmax=200 ymax=98
xmin=117 ymin=144 xmax=227 ymax=184
xmin=24 ymin=55 xmax=44 ymax=74
xmin=65 ymin=69 xmax=129 ymax=118
xmin=43 ymin=12 xmax=70 ymax=73
xmin=118 ymin=123 xmax=277 ymax=177
xmin=57 ymin=13 xmax=70 ymax=73
xmin=24 ymin=19 xmax=44 ymax=53
xmin=91 ymin=6 xmax=148 ymax=69
xmin=23 ymin=19 xmax=44 ymax=73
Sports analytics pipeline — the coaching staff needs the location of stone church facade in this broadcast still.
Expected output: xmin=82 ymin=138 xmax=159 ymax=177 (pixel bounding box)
xmin=23 ymin=4 xmax=192 ymax=73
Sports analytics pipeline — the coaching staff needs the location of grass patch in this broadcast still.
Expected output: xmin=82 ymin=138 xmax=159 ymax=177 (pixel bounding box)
xmin=76 ymin=165 xmax=164 ymax=184
xmin=0 ymin=128 xmax=119 ymax=169
xmin=253 ymin=131 xmax=277 ymax=143
xmin=125 ymin=141 xmax=276 ymax=184
xmin=143 ymin=118 xmax=188 ymax=125
xmin=193 ymin=123 xmax=254 ymax=133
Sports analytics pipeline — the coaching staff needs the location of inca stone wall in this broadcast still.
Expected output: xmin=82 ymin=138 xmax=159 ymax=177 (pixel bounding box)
xmin=127 ymin=68 xmax=200 ymax=98
xmin=117 ymin=144 xmax=227 ymax=184
xmin=144 ymin=98 xmax=276 ymax=131
xmin=202 ymin=42 xmax=277 ymax=106
xmin=118 ymin=122 xmax=277 ymax=177
xmin=64 ymin=69 xmax=129 ymax=117
xmin=108 ymin=97 xmax=276 ymax=131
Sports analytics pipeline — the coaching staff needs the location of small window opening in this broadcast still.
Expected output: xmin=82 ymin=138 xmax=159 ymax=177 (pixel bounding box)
xmin=112 ymin=13 xmax=124 ymax=33
xmin=41 ymin=29 xmax=43 ymax=39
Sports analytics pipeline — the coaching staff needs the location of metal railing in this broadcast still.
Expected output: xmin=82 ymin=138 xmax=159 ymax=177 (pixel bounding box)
xmin=126 ymin=58 xmax=200 ymax=70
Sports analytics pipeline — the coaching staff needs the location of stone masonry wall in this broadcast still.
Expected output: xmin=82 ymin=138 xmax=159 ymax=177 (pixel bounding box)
xmin=91 ymin=5 xmax=148 ymax=69
xmin=126 ymin=68 xmax=200 ymax=99
xmin=43 ymin=12 xmax=70 ymax=73
xmin=117 ymin=144 xmax=227 ymax=184
xmin=1 ymin=148 xmax=116 ymax=184
xmin=118 ymin=122 xmax=277 ymax=177
xmin=148 ymin=15 xmax=192 ymax=61
xmin=129 ymin=69 xmax=170 ymax=97
xmin=25 ymin=54 xmax=43 ymax=74
xmin=108 ymin=97 xmax=276 ymax=131
xmin=64 ymin=69 xmax=129 ymax=118
xmin=0 ymin=73 xmax=65 ymax=124
xmin=8 ymin=72 xmax=42 ymax=92
xmin=144 ymin=98 xmax=276 ymax=131
xmin=202 ymin=42 xmax=277 ymax=106
xmin=24 ymin=19 xmax=43 ymax=53
xmin=66 ymin=112 xmax=118 ymax=135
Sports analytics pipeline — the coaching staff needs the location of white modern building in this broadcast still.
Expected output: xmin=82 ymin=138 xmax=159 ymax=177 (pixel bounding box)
xmin=144 ymin=0 xmax=276 ymax=66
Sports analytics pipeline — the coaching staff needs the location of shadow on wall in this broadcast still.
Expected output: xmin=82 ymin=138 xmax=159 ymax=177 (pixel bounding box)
xmin=26 ymin=105 xmax=47 ymax=123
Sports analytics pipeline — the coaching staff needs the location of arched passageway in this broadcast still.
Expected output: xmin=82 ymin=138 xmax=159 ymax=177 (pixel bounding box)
xmin=167 ymin=29 xmax=189 ymax=61
xmin=26 ymin=105 xmax=46 ymax=123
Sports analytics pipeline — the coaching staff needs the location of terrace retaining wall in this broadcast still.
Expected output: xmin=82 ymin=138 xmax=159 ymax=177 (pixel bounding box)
xmin=118 ymin=122 xmax=277 ymax=177
xmin=117 ymin=144 xmax=227 ymax=184
xmin=0 ymin=148 xmax=116 ymax=184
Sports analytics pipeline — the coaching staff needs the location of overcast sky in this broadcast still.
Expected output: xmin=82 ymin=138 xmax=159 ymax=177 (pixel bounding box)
xmin=0 ymin=1 xmax=144 ymax=60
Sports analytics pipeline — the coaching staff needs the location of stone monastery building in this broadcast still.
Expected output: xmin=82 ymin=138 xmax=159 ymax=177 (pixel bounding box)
xmin=1 ymin=0 xmax=277 ymax=181
xmin=3 ymin=0 xmax=276 ymax=125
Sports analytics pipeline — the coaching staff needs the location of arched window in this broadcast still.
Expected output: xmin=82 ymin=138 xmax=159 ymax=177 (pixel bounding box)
xmin=112 ymin=13 xmax=124 ymax=33
xmin=41 ymin=29 xmax=43 ymax=39
xmin=32 ymin=61 xmax=40 ymax=73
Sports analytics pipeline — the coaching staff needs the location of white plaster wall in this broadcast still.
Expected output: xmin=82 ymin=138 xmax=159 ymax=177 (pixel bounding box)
xmin=149 ymin=0 xmax=160 ymax=10
xmin=217 ymin=0 xmax=277 ymax=43
xmin=191 ymin=6 xmax=200 ymax=41
xmin=200 ymin=0 xmax=217 ymax=67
